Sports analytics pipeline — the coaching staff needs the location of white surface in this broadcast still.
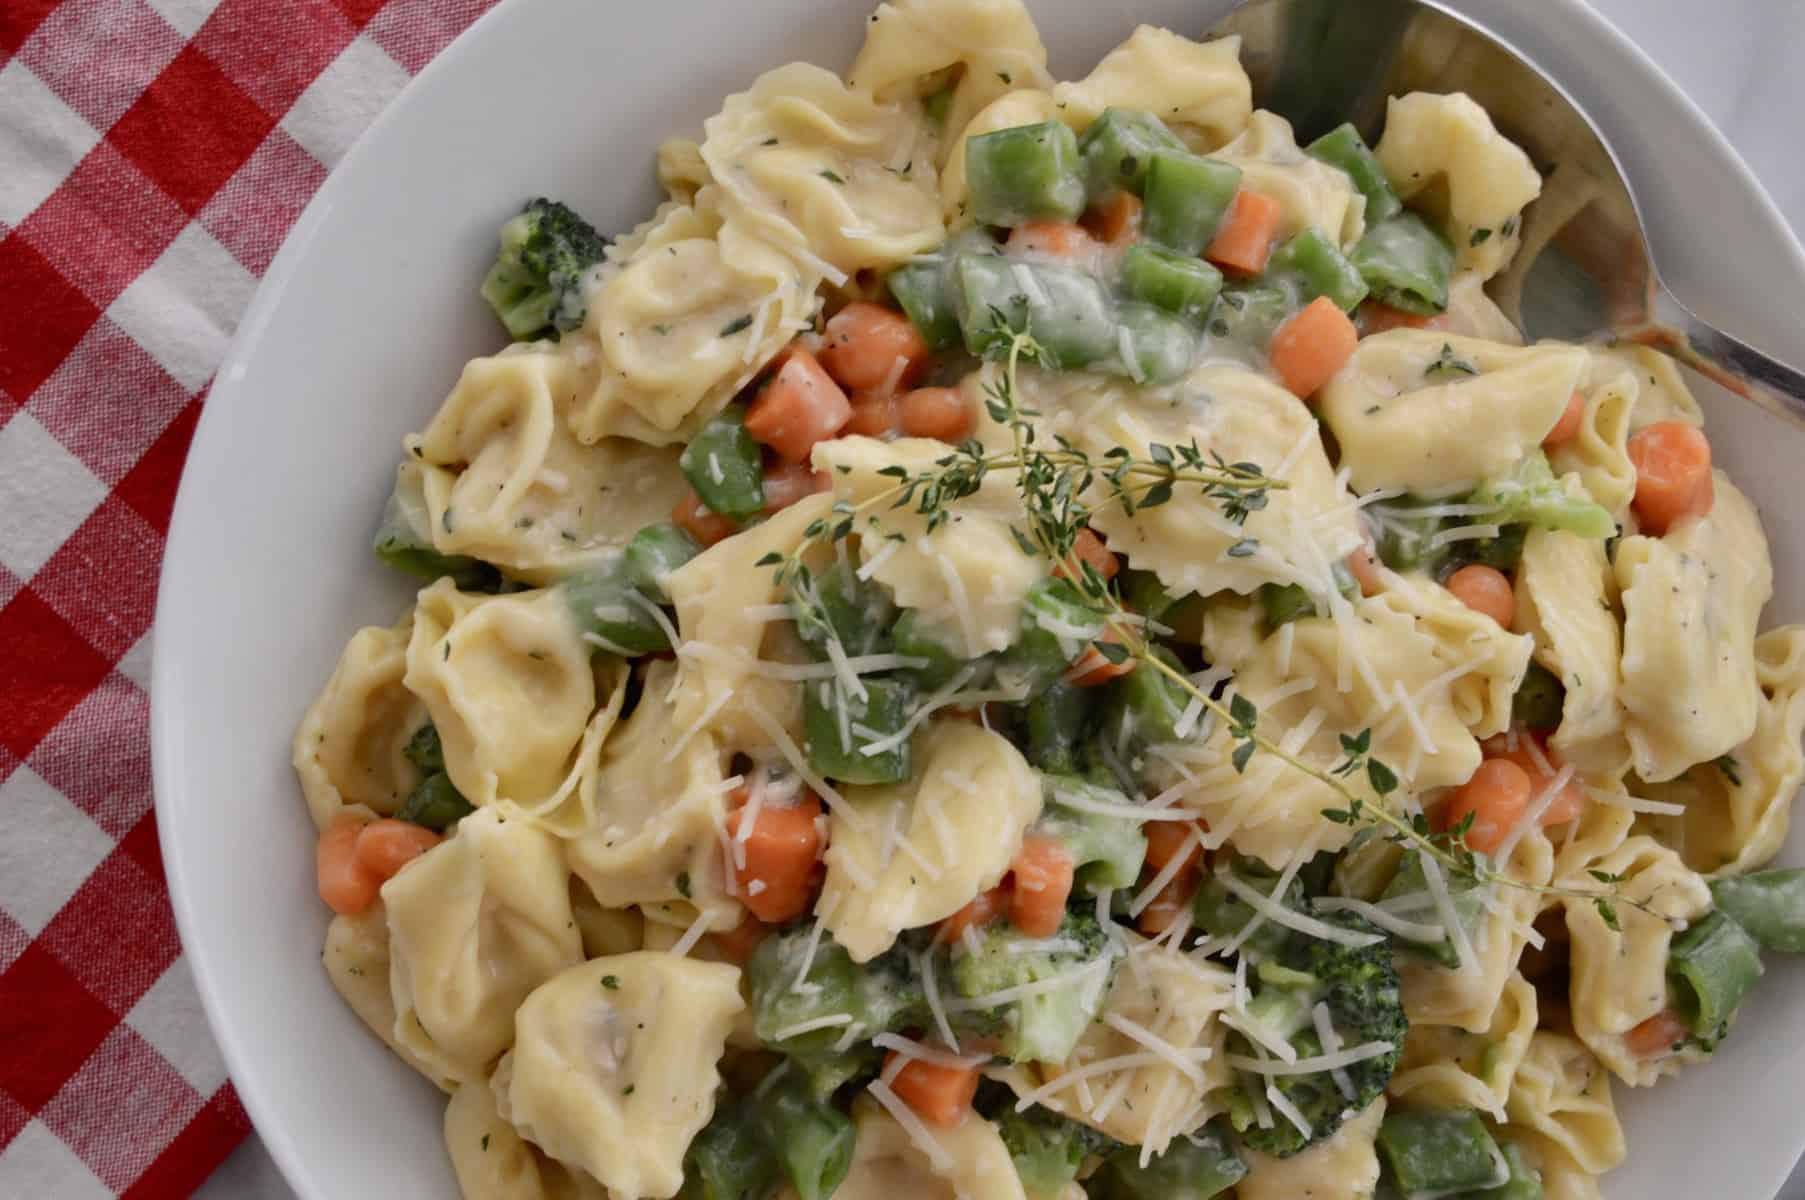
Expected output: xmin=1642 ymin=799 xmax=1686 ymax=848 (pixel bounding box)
xmin=158 ymin=0 xmax=1805 ymax=1197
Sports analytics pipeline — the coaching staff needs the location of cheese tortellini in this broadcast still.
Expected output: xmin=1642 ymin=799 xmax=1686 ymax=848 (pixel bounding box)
xmin=1050 ymin=26 xmax=1251 ymax=150
xmin=293 ymin=614 xmax=425 ymax=829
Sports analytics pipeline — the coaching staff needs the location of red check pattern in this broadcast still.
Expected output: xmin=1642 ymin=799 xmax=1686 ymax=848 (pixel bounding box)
xmin=0 ymin=1 xmax=499 ymax=1193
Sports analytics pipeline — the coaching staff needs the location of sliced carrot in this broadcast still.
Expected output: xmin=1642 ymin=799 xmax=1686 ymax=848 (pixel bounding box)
xmin=711 ymin=912 xmax=772 ymax=965
xmin=818 ymin=302 xmax=930 ymax=393
xmin=1359 ymin=301 xmax=1448 ymax=336
xmin=317 ymin=812 xmax=381 ymax=916
xmin=1205 ymin=190 xmax=1283 ymax=276
xmin=1135 ymin=874 xmax=1197 ymax=937
xmin=898 ymin=386 xmax=974 ymax=443
xmin=1625 ymin=1009 xmax=1689 ymax=1058
xmin=353 ymin=819 xmax=442 ymax=883
xmin=744 ymin=349 xmax=853 ymax=462
xmin=1543 ymin=390 xmax=1587 ymax=448
xmin=1480 ymin=733 xmax=1587 ymax=828
xmin=1082 ymin=192 xmax=1142 ymax=248
xmin=936 ymin=884 xmax=1009 ymax=945
xmin=1143 ymin=821 xmax=1204 ymax=875
xmin=1268 ymin=296 xmax=1359 ymax=399
xmin=1055 ymin=527 xmax=1119 ymax=584
xmin=1008 ymin=835 xmax=1075 ymax=939
xmin=1067 ymin=632 xmax=1136 ymax=688
xmin=727 ymin=794 xmax=825 ymax=924
xmin=1441 ymin=758 xmax=1533 ymax=855
xmin=1346 ymin=543 xmax=1385 ymax=597
xmin=844 ymin=388 xmax=903 ymax=438
xmin=672 ymin=489 xmax=739 ymax=547
xmin=1446 ymin=563 xmax=1515 ymax=628
xmin=1627 ymin=421 xmax=1713 ymax=535
xmin=761 ymin=461 xmax=830 ymax=514
xmin=1005 ymin=220 xmax=1098 ymax=261
xmin=885 ymin=1051 xmax=979 ymax=1127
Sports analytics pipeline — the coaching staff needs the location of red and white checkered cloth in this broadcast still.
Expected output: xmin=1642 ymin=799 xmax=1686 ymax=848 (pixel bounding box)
xmin=0 ymin=1 xmax=500 ymax=1194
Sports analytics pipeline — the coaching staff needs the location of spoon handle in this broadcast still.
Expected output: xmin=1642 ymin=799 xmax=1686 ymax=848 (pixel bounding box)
xmin=1633 ymin=287 xmax=1805 ymax=427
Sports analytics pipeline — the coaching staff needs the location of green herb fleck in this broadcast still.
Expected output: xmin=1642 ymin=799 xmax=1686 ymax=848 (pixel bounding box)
xmin=602 ymin=975 xmax=620 ymax=990
xmin=719 ymin=313 xmax=754 ymax=337
xmin=1425 ymin=342 xmax=1479 ymax=379
xmin=819 ymin=169 xmax=846 ymax=185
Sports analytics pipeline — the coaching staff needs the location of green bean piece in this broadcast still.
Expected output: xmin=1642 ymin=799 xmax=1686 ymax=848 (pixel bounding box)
xmin=1376 ymin=1107 xmax=1508 ymax=1196
xmin=756 ymin=1075 xmax=856 ymax=1200
xmin=1038 ymin=775 xmax=1147 ymax=891
xmin=372 ymin=469 xmax=501 ymax=592
xmin=1141 ymin=150 xmax=1243 ymax=256
xmin=1269 ymin=226 xmax=1370 ymax=312
xmin=1668 ymin=908 xmax=1764 ymax=1047
xmin=1098 ymin=645 xmax=1191 ymax=758
xmin=791 ymin=561 xmax=895 ymax=659
xmin=893 ymin=608 xmax=985 ymax=689
xmin=680 ymin=1097 xmax=780 ymax=1200
xmin=965 ymin=121 xmax=1087 ymax=227
xmin=1095 ymin=1120 xmax=1246 ymax=1200
xmin=561 ymin=561 xmax=670 ymax=655
xmin=1351 ymin=212 xmax=1455 ymax=315
xmin=397 ymin=771 xmax=474 ymax=833
xmin=1023 ymin=678 xmax=1099 ymax=774
xmin=802 ymin=676 xmax=915 ymax=784
xmin=954 ymin=255 xmax=1118 ymax=369
xmin=1380 ymin=849 xmax=1487 ymax=969
xmin=1709 ymin=870 xmax=1805 ymax=953
xmin=624 ymin=522 xmax=701 ymax=604
xmin=679 ymin=408 xmax=764 ymax=520
xmin=1465 ymin=1140 xmax=1544 ymax=1200
xmin=1112 ymin=302 xmax=1197 ymax=384
xmin=1367 ymin=495 xmax=1445 ymax=571
xmin=403 ymin=723 xmax=445 ymax=774
xmin=1077 ymin=107 xmax=1186 ymax=199
xmin=748 ymin=930 xmax=925 ymax=1060
xmin=996 ymin=578 xmax=1106 ymax=699
xmin=1121 ymin=243 xmax=1224 ymax=324
xmin=1510 ymin=662 xmax=1566 ymax=732
xmin=886 ymin=260 xmax=962 ymax=352
xmin=1259 ymin=581 xmax=1318 ymax=629
xmin=1305 ymin=123 xmax=1402 ymax=224
xmin=1206 ymin=281 xmax=1297 ymax=347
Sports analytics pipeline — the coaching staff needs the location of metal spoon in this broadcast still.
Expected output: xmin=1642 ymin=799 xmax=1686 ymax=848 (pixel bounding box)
xmin=1209 ymin=0 xmax=1805 ymax=424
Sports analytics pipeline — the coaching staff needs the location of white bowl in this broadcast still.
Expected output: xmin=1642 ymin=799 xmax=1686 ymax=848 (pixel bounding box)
xmin=151 ymin=1 xmax=1805 ymax=1197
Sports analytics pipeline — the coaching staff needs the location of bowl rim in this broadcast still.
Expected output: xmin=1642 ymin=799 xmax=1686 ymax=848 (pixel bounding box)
xmin=149 ymin=1 xmax=1805 ymax=1196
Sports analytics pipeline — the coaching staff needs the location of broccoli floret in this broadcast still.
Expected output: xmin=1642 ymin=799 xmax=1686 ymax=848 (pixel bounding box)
xmin=480 ymin=198 xmax=608 ymax=340
xmin=747 ymin=927 xmax=924 ymax=1096
xmin=987 ymin=1102 xmax=1118 ymax=1198
xmin=948 ymin=908 xmax=1120 ymax=1064
xmin=1466 ymin=449 xmax=1614 ymax=540
xmin=1192 ymin=853 xmax=1305 ymax=963
xmin=1036 ymin=775 xmax=1148 ymax=892
xmin=1091 ymin=1120 xmax=1247 ymax=1199
xmin=1231 ymin=909 xmax=1404 ymax=1158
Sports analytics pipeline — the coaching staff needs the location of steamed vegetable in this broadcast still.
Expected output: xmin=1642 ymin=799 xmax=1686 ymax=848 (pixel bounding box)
xmin=480 ymin=198 xmax=607 ymax=340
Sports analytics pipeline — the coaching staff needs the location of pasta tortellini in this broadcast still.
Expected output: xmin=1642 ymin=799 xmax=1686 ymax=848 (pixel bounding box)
xmin=1237 ymin=1097 xmax=1385 ymax=1200
xmin=1213 ymin=110 xmax=1365 ymax=246
xmin=1512 ymin=528 xmax=1629 ymax=775
xmin=1050 ymin=26 xmax=1251 ymax=150
xmin=1505 ymin=1032 xmax=1627 ymax=1176
xmin=322 ymin=905 xmax=453 ymax=1091
xmin=493 ymin=955 xmax=743 ymax=1199
xmin=821 ymin=721 xmax=1040 ymax=961
xmin=1390 ymin=972 xmax=1537 ymax=1117
xmin=293 ymin=613 xmax=425 ymax=830
xmin=445 ymin=1078 xmax=608 ymax=1200
xmin=836 ymin=1098 xmax=1025 ymax=1200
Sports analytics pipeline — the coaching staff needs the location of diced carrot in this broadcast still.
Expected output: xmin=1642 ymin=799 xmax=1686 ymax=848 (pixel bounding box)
xmin=1143 ymin=821 xmax=1204 ymax=875
xmin=1006 ymin=220 xmax=1098 ymax=261
xmin=1008 ymin=835 xmax=1076 ymax=938
xmin=1055 ymin=527 xmax=1119 ymax=584
xmin=936 ymin=884 xmax=1009 ymax=945
xmin=353 ymin=819 xmax=442 ymax=883
xmin=1083 ymin=192 xmax=1142 ymax=248
xmin=1441 ymin=758 xmax=1533 ymax=855
xmin=1480 ymin=733 xmax=1587 ymax=828
xmin=818 ymin=302 xmax=931 ymax=392
xmin=711 ymin=912 xmax=772 ymax=965
xmin=1205 ymin=190 xmax=1283 ymax=276
xmin=1625 ymin=1009 xmax=1689 ymax=1058
xmin=844 ymin=388 xmax=903 ymax=438
xmin=898 ymin=386 xmax=974 ymax=443
xmin=1359 ymin=301 xmax=1449 ymax=336
xmin=1627 ymin=421 xmax=1713 ymax=535
xmin=671 ymin=489 xmax=739 ymax=547
xmin=1136 ymin=874 xmax=1198 ymax=937
xmin=1543 ymin=390 xmax=1587 ymax=448
xmin=1066 ymin=631 xmax=1136 ymax=688
xmin=1445 ymin=563 xmax=1515 ymax=628
xmin=1346 ymin=543 xmax=1385 ymax=597
xmin=885 ymin=1051 xmax=979 ymax=1127
xmin=761 ymin=461 xmax=831 ymax=514
xmin=317 ymin=812 xmax=381 ymax=916
xmin=744 ymin=349 xmax=853 ymax=462
xmin=726 ymin=794 xmax=825 ymax=923
xmin=1268 ymin=296 xmax=1359 ymax=399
